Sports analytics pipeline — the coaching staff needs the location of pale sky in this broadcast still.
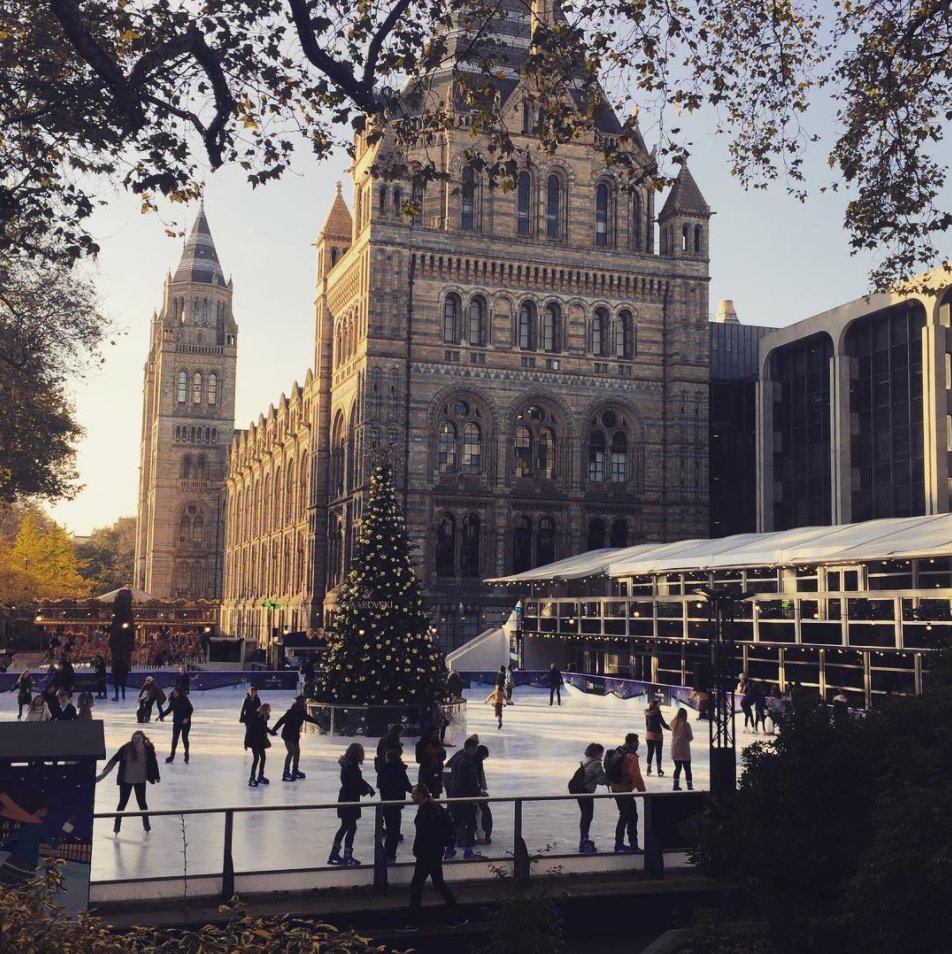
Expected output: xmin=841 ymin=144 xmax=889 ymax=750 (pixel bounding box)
xmin=48 ymin=111 xmax=904 ymax=536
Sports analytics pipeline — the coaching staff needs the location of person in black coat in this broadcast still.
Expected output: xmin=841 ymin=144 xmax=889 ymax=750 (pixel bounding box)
xmin=175 ymin=665 xmax=191 ymax=695
xmin=245 ymin=703 xmax=277 ymax=786
xmin=54 ymin=691 xmax=78 ymax=720
xmin=415 ymin=725 xmax=446 ymax=798
xmin=94 ymin=655 xmax=108 ymax=699
xmin=548 ymin=663 xmax=564 ymax=706
xmin=159 ymin=687 xmax=194 ymax=763
xmin=375 ymin=724 xmax=403 ymax=777
xmin=378 ymin=748 xmax=413 ymax=863
xmin=95 ymin=730 xmax=161 ymax=833
xmin=396 ymin=785 xmax=466 ymax=934
xmin=444 ymin=736 xmax=482 ymax=859
xmin=272 ymin=695 xmax=321 ymax=781
xmin=239 ymin=687 xmax=261 ymax=728
xmin=111 ymin=658 xmax=129 ymax=701
xmin=328 ymin=743 xmax=375 ymax=867
xmin=11 ymin=671 xmax=32 ymax=719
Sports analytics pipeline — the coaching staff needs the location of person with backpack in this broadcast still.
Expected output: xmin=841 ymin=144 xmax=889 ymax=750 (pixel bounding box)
xmin=644 ymin=698 xmax=670 ymax=776
xmin=605 ymin=733 xmax=646 ymax=852
xmin=328 ymin=743 xmax=375 ymax=867
xmin=670 ymin=708 xmax=694 ymax=791
xmin=378 ymin=747 xmax=414 ymax=864
xmin=548 ymin=663 xmax=564 ymax=706
xmin=396 ymin=785 xmax=468 ymax=934
xmin=568 ymin=742 xmax=609 ymax=853
xmin=443 ymin=735 xmax=482 ymax=860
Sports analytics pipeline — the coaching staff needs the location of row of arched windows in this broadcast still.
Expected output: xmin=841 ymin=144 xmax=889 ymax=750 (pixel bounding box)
xmin=587 ymin=517 xmax=631 ymax=550
xmin=175 ymin=425 xmax=218 ymax=443
xmin=173 ymin=561 xmax=206 ymax=598
xmin=228 ymin=451 xmax=310 ymax=545
xmin=435 ymin=513 xmax=481 ymax=578
xmin=178 ymin=504 xmax=206 ymax=547
xmin=226 ymin=531 xmax=308 ymax=601
xmin=180 ymin=454 xmax=209 ymax=480
xmin=176 ymin=370 xmax=218 ymax=405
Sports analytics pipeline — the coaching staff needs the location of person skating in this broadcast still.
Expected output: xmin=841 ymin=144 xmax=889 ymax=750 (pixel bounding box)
xmin=94 ymin=655 xmax=108 ymax=699
xmin=378 ymin=748 xmax=413 ymax=863
xmin=445 ymin=670 xmax=463 ymax=700
xmin=494 ymin=666 xmax=506 ymax=690
xmin=643 ymin=698 xmax=670 ymax=776
xmin=11 ymin=671 xmax=32 ymax=719
xmin=25 ymin=694 xmax=51 ymax=722
xmin=395 ymin=785 xmax=467 ymax=934
xmin=571 ymin=742 xmax=609 ymax=853
xmin=328 ymin=743 xmax=375 ymax=867
xmin=504 ymin=665 xmax=514 ymax=704
xmin=375 ymin=723 xmax=403 ymax=777
xmin=159 ymin=686 xmax=194 ymax=763
xmin=175 ymin=665 xmax=191 ymax=695
xmin=548 ymin=663 xmax=564 ymax=706
xmin=245 ymin=703 xmax=277 ymax=786
xmin=415 ymin=724 xmax=446 ymax=798
xmin=606 ymin=732 xmax=647 ymax=852
xmin=111 ymin=658 xmax=129 ymax=701
xmin=239 ymin=686 xmax=261 ymax=729
xmin=474 ymin=744 xmax=492 ymax=845
xmin=484 ymin=685 xmax=506 ymax=729
xmin=96 ymin=730 xmax=161 ymax=834
xmin=136 ymin=676 xmax=165 ymax=723
xmin=77 ymin=689 xmax=94 ymax=720
xmin=670 ymin=708 xmax=694 ymax=791
xmin=443 ymin=735 xmax=482 ymax=860
xmin=272 ymin=695 xmax=321 ymax=781
xmin=54 ymin=690 xmax=78 ymax=720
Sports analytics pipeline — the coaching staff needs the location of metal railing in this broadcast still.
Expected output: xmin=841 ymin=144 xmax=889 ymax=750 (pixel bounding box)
xmin=92 ymin=790 xmax=705 ymax=901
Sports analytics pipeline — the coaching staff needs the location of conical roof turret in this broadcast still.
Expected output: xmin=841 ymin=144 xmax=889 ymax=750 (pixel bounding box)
xmin=659 ymin=162 xmax=710 ymax=220
xmin=320 ymin=182 xmax=353 ymax=241
xmin=172 ymin=201 xmax=227 ymax=286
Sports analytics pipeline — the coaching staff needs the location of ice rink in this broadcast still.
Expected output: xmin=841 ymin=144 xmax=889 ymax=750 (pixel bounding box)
xmin=0 ymin=681 xmax=756 ymax=884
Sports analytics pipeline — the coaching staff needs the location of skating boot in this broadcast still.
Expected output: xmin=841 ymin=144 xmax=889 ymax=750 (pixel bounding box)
xmin=248 ymin=775 xmax=258 ymax=787
xmin=686 ymin=781 xmax=694 ymax=791
xmin=463 ymin=847 xmax=483 ymax=860
xmin=342 ymin=847 xmax=361 ymax=867
xmin=292 ymin=769 xmax=306 ymax=779
xmin=282 ymin=770 xmax=294 ymax=782
xmin=443 ymin=847 xmax=457 ymax=861
xmin=258 ymin=775 xmax=270 ymax=785
xmin=327 ymin=844 xmax=343 ymax=865
xmin=673 ymin=781 xmax=681 ymax=791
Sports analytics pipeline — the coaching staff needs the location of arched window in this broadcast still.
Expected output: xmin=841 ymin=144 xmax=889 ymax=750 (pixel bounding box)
xmin=514 ymin=426 xmax=532 ymax=478
xmin=682 ymin=224 xmax=689 ymax=251
xmin=513 ymin=516 xmax=532 ymax=573
xmin=522 ymin=99 xmax=531 ymax=134
xmin=461 ymin=165 xmax=476 ymax=230
xmin=196 ymin=454 xmax=207 ymax=478
xmin=468 ymin=296 xmax=486 ymax=346
xmin=632 ymin=193 xmax=643 ymax=251
xmin=330 ymin=247 xmax=340 ymax=267
xmin=331 ymin=412 xmax=346 ymax=497
xmin=592 ymin=307 xmax=609 ymax=356
xmin=537 ymin=427 xmax=556 ymax=479
xmin=438 ymin=421 xmax=457 ymax=473
xmin=461 ymin=514 xmax=480 ymax=577
xmin=462 ymin=422 xmax=481 ymax=474
xmin=192 ymin=514 xmax=204 ymax=543
xmin=435 ymin=513 xmax=456 ymax=577
xmin=694 ymin=224 xmax=703 ymax=253
xmin=546 ymin=174 xmax=561 ymax=239
xmin=179 ymin=514 xmax=191 ymax=543
xmin=207 ymin=373 xmax=218 ymax=405
xmin=411 ymin=176 xmax=424 ymax=218
xmin=542 ymin=302 xmax=561 ymax=353
xmin=177 ymin=371 xmax=187 ymax=404
xmin=517 ymin=171 xmax=531 ymax=236
xmin=587 ymin=518 xmax=606 ymax=550
xmin=443 ymin=293 xmax=461 ymax=344
xmin=610 ymin=432 xmax=628 ymax=481
xmin=518 ymin=300 xmax=535 ymax=350
xmin=393 ymin=187 xmax=402 ymax=212
xmin=181 ymin=455 xmax=192 ymax=479
xmin=610 ymin=519 xmax=629 ymax=548
xmin=588 ymin=430 xmax=606 ymax=481
xmin=379 ymin=185 xmax=388 ymax=213
xmin=595 ymin=182 xmax=610 ymax=246
xmin=537 ymin=517 xmax=555 ymax=566
xmin=192 ymin=371 xmax=203 ymax=404
xmin=614 ymin=311 xmax=632 ymax=359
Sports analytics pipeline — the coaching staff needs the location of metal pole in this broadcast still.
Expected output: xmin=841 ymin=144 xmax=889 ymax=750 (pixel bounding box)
xmin=220 ymin=809 xmax=235 ymax=901
xmin=373 ymin=803 xmax=388 ymax=895
xmin=513 ymin=798 xmax=530 ymax=883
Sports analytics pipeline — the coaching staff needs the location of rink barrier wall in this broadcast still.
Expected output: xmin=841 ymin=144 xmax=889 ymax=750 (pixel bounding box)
xmin=90 ymin=790 xmax=708 ymax=905
xmin=0 ymin=669 xmax=300 ymax=693
xmin=303 ymin=700 xmax=467 ymax=744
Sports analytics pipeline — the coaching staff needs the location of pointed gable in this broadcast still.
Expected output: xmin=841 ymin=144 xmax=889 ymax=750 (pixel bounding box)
xmin=172 ymin=201 xmax=227 ymax=287
xmin=321 ymin=182 xmax=353 ymax=241
xmin=659 ymin=163 xmax=710 ymax=220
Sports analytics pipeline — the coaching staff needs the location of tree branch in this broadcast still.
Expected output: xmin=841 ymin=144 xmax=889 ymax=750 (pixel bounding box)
xmin=363 ymin=0 xmax=415 ymax=92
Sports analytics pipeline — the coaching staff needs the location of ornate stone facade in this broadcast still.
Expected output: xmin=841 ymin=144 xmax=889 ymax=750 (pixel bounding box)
xmin=134 ymin=206 xmax=238 ymax=599
xmin=219 ymin=4 xmax=712 ymax=648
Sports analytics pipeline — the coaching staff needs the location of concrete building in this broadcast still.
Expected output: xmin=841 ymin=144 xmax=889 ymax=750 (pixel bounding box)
xmin=219 ymin=1 xmax=715 ymax=649
xmin=134 ymin=206 xmax=238 ymax=599
xmin=758 ymin=269 xmax=952 ymax=531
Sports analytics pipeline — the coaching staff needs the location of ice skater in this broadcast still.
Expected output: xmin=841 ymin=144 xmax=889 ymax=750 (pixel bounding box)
xmin=96 ymin=730 xmax=161 ymax=834
xmin=670 ymin=708 xmax=694 ymax=790
xmin=415 ymin=724 xmax=446 ymax=798
xmin=504 ymin=665 xmax=514 ymax=703
xmin=239 ymin=685 xmax=261 ymax=727
xmin=159 ymin=686 xmax=193 ymax=763
xmin=643 ymin=698 xmax=670 ymax=776
xmin=11 ymin=671 xmax=32 ymax=719
xmin=572 ymin=742 xmax=608 ymax=853
xmin=272 ymin=695 xmax=321 ymax=781
xmin=475 ymin=744 xmax=492 ymax=845
xmin=245 ymin=703 xmax=276 ymax=786
xmin=484 ymin=684 xmax=506 ymax=729
xmin=25 ymin=694 xmax=51 ymax=722
xmin=328 ymin=743 xmax=375 ymax=867
xmin=378 ymin=747 xmax=413 ymax=863
xmin=548 ymin=663 xmax=564 ymax=706
xmin=606 ymin=733 xmax=646 ymax=853
xmin=111 ymin=658 xmax=129 ymax=701
xmin=136 ymin=676 xmax=165 ymax=723
xmin=95 ymin=655 xmax=108 ymax=698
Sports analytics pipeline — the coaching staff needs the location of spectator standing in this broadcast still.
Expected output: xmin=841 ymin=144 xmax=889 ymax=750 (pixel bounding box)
xmin=328 ymin=743 xmax=375 ymax=867
xmin=670 ymin=708 xmax=694 ymax=790
xmin=159 ymin=687 xmax=194 ymax=763
xmin=96 ymin=730 xmax=161 ymax=834
xmin=643 ymin=698 xmax=670 ymax=776
xmin=606 ymin=732 xmax=646 ymax=853
xmin=475 ymin=744 xmax=492 ymax=845
xmin=548 ymin=663 xmax=564 ymax=706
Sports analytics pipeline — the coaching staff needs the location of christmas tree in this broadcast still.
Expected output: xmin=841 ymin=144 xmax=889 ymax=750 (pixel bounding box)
xmin=318 ymin=464 xmax=445 ymax=705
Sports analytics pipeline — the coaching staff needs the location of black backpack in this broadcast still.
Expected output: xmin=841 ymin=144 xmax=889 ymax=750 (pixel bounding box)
xmin=604 ymin=747 xmax=626 ymax=784
xmin=567 ymin=762 xmax=587 ymax=795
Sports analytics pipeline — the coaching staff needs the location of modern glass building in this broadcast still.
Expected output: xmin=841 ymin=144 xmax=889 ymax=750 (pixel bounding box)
xmin=489 ymin=513 xmax=952 ymax=707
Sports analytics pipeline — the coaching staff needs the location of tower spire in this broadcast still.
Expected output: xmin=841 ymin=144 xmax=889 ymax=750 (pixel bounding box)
xmin=173 ymin=203 xmax=226 ymax=286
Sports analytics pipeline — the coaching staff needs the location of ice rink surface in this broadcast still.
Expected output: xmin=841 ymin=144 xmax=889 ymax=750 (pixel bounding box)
xmin=0 ymin=681 xmax=758 ymax=883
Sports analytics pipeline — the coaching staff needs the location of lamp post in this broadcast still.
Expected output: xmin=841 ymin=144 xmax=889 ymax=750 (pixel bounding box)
xmin=693 ymin=586 xmax=752 ymax=796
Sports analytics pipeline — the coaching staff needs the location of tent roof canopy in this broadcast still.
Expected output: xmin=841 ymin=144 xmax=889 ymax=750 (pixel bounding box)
xmin=485 ymin=514 xmax=952 ymax=584
xmin=94 ymin=587 xmax=157 ymax=603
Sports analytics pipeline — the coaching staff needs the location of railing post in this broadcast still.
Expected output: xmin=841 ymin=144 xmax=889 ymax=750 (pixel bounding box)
xmin=513 ymin=798 xmax=530 ymax=884
xmin=221 ymin=809 xmax=235 ymax=901
xmin=643 ymin=794 xmax=664 ymax=879
xmin=373 ymin=802 xmax=388 ymax=895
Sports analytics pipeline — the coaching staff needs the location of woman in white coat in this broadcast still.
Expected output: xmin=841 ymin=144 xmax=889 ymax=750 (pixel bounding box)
xmin=670 ymin=708 xmax=694 ymax=791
